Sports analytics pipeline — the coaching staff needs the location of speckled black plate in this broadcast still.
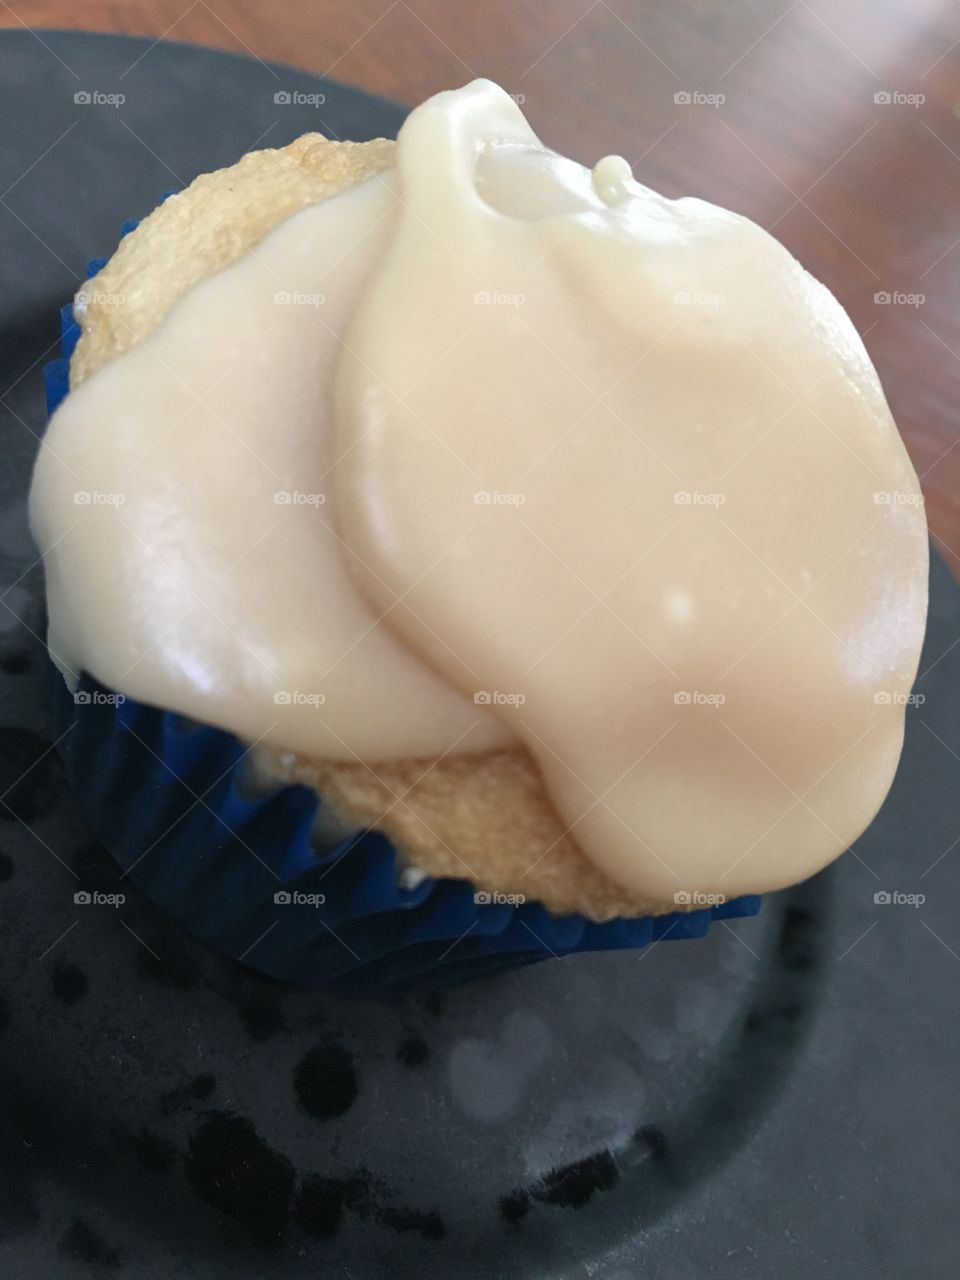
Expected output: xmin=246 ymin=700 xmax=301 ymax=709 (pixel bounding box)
xmin=0 ymin=29 xmax=958 ymax=1280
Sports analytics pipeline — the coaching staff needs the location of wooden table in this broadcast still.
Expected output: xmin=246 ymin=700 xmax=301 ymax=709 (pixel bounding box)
xmin=5 ymin=0 xmax=959 ymax=575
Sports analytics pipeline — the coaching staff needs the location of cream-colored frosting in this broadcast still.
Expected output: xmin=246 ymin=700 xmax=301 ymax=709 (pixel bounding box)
xmin=30 ymin=80 xmax=928 ymax=902
xmin=30 ymin=168 xmax=510 ymax=760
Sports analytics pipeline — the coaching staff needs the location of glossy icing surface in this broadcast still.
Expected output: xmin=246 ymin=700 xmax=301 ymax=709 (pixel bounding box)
xmin=31 ymin=81 xmax=928 ymax=899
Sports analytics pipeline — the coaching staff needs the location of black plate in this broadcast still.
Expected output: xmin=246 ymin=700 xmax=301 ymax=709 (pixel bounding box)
xmin=0 ymin=29 xmax=958 ymax=1280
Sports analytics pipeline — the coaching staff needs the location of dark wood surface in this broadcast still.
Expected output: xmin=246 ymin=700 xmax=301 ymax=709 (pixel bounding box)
xmin=4 ymin=0 xmax=958 ymax=575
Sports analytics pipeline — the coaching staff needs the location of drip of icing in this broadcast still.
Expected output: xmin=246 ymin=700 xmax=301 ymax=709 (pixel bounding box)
xmin=591 ymin=155 xmax=635 ymax=205
xmin=29 ymin=80 xmax=928 ymax=901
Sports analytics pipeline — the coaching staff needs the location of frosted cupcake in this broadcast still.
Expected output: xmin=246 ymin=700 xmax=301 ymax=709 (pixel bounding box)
xmin=30 ymin=81 xmax=927 ymax=988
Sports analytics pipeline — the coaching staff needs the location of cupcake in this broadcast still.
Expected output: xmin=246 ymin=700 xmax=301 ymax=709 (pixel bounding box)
xmin=29 ymin=81 xmax=926 ymax=989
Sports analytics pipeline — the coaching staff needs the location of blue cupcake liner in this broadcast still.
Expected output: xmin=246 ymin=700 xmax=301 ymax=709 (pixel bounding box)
xmin=41 ymin=215 xmax=762 ymax=992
